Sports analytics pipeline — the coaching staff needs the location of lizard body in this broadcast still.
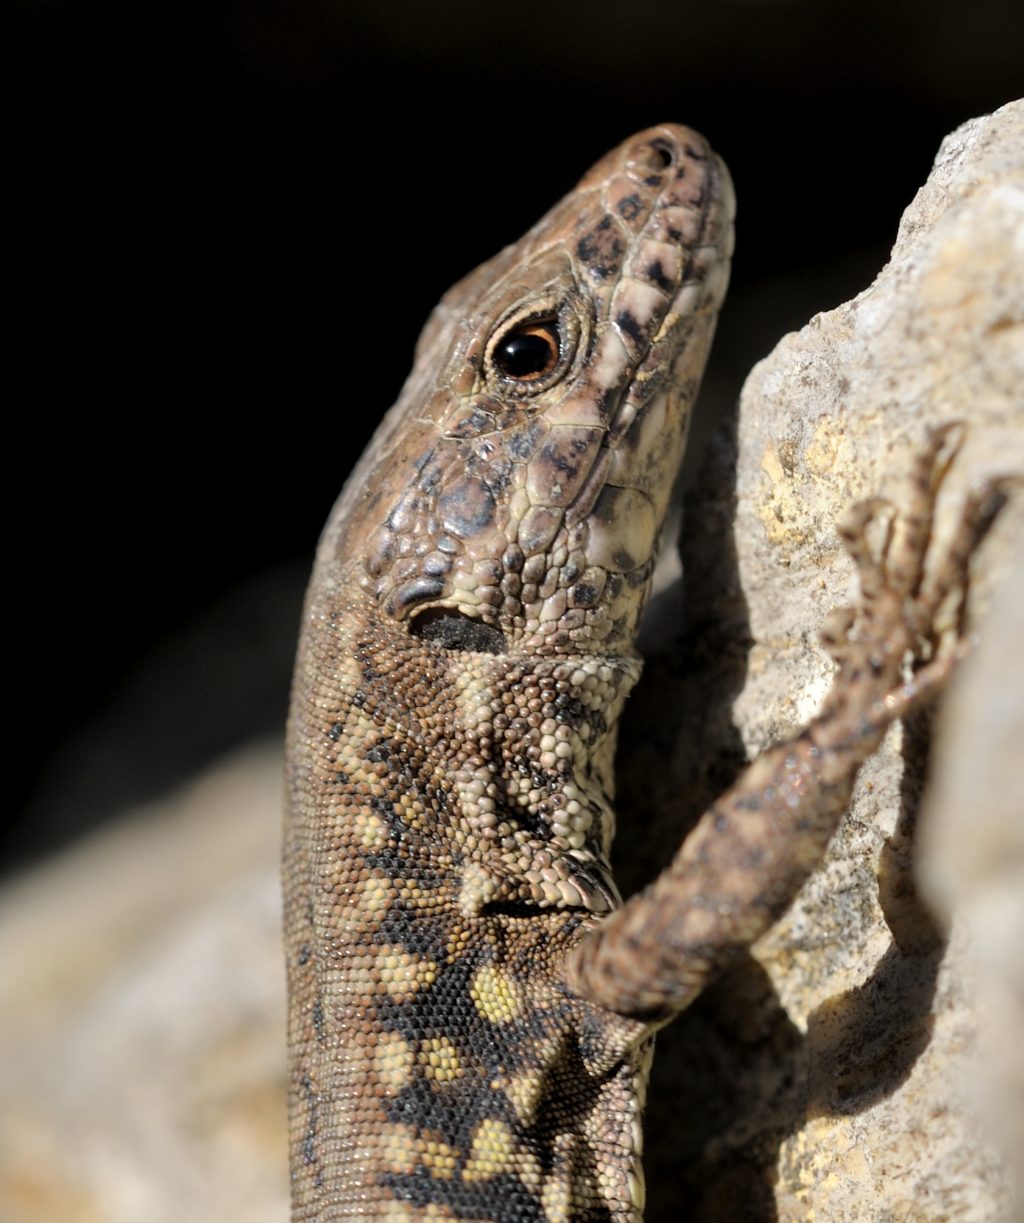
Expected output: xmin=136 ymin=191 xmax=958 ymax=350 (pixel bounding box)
xmin=284 ymin=125 xmax=1007 ymax=1221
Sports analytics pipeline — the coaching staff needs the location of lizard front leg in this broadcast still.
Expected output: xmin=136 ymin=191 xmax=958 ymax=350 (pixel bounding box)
xmin=568 ymin=423 xmax=1013 ymax=1021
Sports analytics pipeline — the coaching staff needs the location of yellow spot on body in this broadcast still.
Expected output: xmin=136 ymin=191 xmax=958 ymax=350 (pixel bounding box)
xmin=379 ymin=1125 xmax=419 ymax=1174
xmin=462 ymin=1118 xmax=519 ymax=1183
xmin=470 ymin=962 xmax=523 ymax=1023
xmin=340 ymin=873 xmax=391 ymax=918
xmin=377 ymin=947 xmax=438 ymax=1001
xmin=541 ymin=1171 xmax=572 ymax=1222
xmin=372 ymin=1032 xmax=414 ymax=1092
xmin=417 ymin=1036 xmax=463 ymax=1082
xmin=356 ymin=809 xmax=389 ymax=848
xmin=541 ymin=1132 xmax=576 ymax=1222
xmin=502 ymin=1072 xmax=545 ymax=1125
xmin=418 ymin=1131 xmax=460 ymax=1180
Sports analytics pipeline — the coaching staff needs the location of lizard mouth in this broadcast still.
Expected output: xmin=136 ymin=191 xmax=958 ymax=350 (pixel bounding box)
xmin=409 ymin=606 xmax=508 ymax=654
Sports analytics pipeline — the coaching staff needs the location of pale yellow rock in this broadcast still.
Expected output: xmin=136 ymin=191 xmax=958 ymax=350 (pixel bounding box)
xmin=629 ymin=99 xmax=1023 ymax=1221
xmin=0 ymin=743 xmax=289 ymax=1223
xmin=918 ymin=538 xmax=1024 ymax=1217
xmin=736 ymin=97 xmax=1023 ymax=1220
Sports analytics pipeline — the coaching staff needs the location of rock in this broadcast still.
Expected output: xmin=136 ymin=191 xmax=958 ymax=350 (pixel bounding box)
xmin=0 ymin=744 xmax=289 ymax=1223
xmin=626 ymin=99 xmax=1024 ymax=1220
xmin=918 ymin=536 xmax=1024 ymax=1215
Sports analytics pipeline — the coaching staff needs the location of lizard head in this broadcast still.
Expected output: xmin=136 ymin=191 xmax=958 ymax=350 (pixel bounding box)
xmin=304 ymin=127 xmax=734 ymax=915
xmin=327 ymin=123 xmax=735 ymax=660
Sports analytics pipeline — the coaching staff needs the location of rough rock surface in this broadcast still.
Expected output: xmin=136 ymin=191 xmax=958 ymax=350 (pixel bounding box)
xmin=624 ymin=98 xmax=1024 ymax=1221
xmin=1 ymin=102 xmax=1021 ymax=1223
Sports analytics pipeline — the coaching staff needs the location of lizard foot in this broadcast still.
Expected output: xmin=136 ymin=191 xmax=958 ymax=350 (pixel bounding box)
xmin=816 ymin=422 xmax=1015 ymax=747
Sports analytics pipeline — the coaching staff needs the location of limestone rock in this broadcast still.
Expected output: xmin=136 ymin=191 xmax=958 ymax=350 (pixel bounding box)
xmin=0 ymin=745 xmax=289 ymax=1223
xmin=627 ymin=99 xmax=1024 ymax=1221
xmin=918 ymin=537 xmax=1024 ymax=1215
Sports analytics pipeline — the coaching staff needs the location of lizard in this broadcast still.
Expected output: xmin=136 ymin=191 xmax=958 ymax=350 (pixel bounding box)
xmin=283 ymin=123 xmax=1010 ymax=1221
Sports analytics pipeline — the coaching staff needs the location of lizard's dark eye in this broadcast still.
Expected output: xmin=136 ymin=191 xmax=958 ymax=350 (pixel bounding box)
xmin=493 ymin=320 xmax=560 ymax=382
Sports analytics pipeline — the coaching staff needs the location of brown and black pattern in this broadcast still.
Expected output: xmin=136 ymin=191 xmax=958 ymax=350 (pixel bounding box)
xmin=284 ymin=124 xmax=1009 ymax=1222
xmin=287 ymin=586 xmax=651 ymax=1220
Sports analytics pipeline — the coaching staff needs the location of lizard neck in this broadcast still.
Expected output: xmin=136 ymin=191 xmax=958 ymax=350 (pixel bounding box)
xmin=285 ymin=570 xmax=650 ymax=1219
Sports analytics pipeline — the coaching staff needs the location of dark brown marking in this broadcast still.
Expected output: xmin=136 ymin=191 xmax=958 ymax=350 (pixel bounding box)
xmin=617 ymin=193 xmax=643 ymax=220
xmin=395 ymin=577 xmax=446 ymax=609
xmin=646 ymin=259 xmax=675 ymax=293
xmin=437 ymin=474 xmax=497 ymax=538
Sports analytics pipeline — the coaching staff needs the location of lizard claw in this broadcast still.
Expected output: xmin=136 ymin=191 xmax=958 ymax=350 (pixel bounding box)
xmin=837 ymin=496 xmax=895 ymax=607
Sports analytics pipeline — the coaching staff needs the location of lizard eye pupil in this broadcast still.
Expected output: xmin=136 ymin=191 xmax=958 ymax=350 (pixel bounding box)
xmin=493 ymin=321 xmax=560 ymax=381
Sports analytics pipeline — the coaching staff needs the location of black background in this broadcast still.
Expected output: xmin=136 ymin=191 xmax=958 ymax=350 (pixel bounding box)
xmin=6 ymin=0 xmax=1023 ymax=868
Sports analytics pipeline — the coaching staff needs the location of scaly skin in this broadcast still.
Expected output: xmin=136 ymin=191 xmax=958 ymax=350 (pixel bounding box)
xmin=284 ymin=125 xmax=1006 ymax=1221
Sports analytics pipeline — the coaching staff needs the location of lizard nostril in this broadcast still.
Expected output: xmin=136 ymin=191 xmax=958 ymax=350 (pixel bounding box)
xmin=646 ymin=139 xmax=675 ymax=170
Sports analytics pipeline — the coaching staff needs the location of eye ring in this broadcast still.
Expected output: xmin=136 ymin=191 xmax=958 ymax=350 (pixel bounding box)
xmin=492 ymin=317 xmax=560 ymax=383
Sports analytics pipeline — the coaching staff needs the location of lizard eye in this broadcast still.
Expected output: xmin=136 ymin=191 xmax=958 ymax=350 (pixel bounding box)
xmin=493 ymin=319 xmax=560 ymax=382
